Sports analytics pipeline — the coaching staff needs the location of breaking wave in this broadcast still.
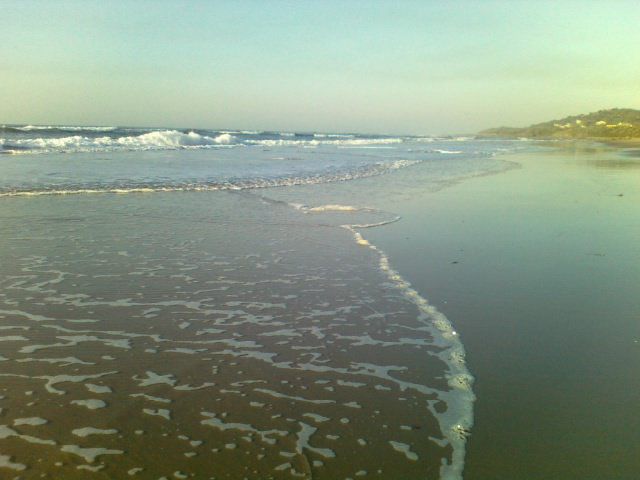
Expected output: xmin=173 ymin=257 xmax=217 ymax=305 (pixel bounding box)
xmin=0 ymin=124 xmax=490 ymax=155
xmin=0 ymin=125 xmax=118 ymax=133
xmin=432 ymin=149 xmax=464 ymax=154
xmin=0 ymin=130 xmax=236 ymax=153
xmin=247 ymin=137 xmax=404 ymax=148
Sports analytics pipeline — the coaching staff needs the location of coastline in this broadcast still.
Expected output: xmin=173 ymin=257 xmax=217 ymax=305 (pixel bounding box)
xmin=1 ymin=138 xmax=637 ymax=478
xmin=360 ymin=145 xmax=640 ymax=479
xmin=344 ymin=223 xmax=475 ymax=480
xmin=0 ymin=132 xmax=518 ymax=479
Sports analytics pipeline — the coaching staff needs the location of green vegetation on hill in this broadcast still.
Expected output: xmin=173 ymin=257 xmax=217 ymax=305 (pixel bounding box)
xmin=479 ymin=108 xmax=640 ymax=139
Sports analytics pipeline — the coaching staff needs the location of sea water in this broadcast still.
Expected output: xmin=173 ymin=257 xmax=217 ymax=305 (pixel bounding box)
xmin=0 ymin=125 xmax=527 ymax=478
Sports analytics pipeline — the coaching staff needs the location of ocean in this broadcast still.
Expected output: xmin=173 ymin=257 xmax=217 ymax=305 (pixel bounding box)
xmin=0 ymin=124 xmax=529 ymax=479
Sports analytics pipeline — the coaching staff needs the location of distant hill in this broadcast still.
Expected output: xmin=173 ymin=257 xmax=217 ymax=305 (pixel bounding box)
xmin=479 ymin=108 xmax=640 ymax=139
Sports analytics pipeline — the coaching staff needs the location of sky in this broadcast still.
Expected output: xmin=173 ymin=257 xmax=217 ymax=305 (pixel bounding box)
xmin=2 ymin=0 xmax=639 ymax=134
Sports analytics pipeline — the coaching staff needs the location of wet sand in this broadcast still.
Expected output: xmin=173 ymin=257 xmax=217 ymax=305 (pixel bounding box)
xmin=363 ymin=145 xmax=640 ymax=479
xmin=0 ymin=191 xmax=468 ymax=479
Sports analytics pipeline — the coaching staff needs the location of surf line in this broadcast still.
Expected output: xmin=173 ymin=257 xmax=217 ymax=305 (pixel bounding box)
xmin=309 ymin=204 xmax=476 ymax=480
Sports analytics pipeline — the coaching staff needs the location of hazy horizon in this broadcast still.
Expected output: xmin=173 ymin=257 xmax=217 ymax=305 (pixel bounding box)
xmin=2 ymin=0 xmax=639 ymax=135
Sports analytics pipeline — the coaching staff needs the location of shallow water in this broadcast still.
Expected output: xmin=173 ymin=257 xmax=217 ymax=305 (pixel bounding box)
xmin=0 ymin=128 xmax=545 ymax=478
xmin=360 ymin=147 xmax=640 ymax=479
xmin=0 ymin=189 xmax=470 ymax=479
xmin=257 ymin=143 xmax=640 ymax=479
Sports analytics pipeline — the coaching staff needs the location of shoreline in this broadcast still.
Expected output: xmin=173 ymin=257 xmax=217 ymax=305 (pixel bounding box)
xmin=0 ymin=185 xmax=466 ymax=478
xmin=361 ymin=145 xmax=640 ymax=479
xmin=2 ymin=139 xmax=636 ymax=478
xmin=345 ymin=223 xmax=475 ymax=480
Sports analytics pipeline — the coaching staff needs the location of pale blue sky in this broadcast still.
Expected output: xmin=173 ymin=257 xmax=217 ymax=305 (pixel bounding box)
xmin=2 ymin=0 xmax=639 ymax=134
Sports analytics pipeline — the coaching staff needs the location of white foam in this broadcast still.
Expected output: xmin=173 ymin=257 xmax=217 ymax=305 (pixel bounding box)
xmin=71 ymin=399 xmax=107 ymax=410
xmin=254 ymin=388 xmax=335 ymax=405
xmin=12 ymin=125 xmax=116 ymax=132
xmin=35 ymin=371 xmax=117 ymax=395
xmin=13 ymin=417 xmax=48 ymax=426
xmin=61 ymin=445 xmax=123 ymax=463
xmin=17 ymin=356 xmax=94 ymax=366
xmin=20 ymin=334 xmax=130 ymax=354
xmin=165 ymin=347 xmax=207 ymax=355
xmin=0 ymin=335 xmax=28 ymax=342
xmin=343 ymin=224 xmax=475 ymax=480
xmin=259 ymin=328 xmax=301 ymax=338
xmin=306 ymin=204 xmax=361 ymax=212
xmin=0 ymin=159 xmax=421 ymax=198
xmin=389 ymin=441 xmax=419 ymax=461
xmin=130 ymin=393 xmax=172 ymax=403
xmin=302 ymin=413 xmax=330 ymax=423
xmin=0 ymin=425 xmax=55 ymax=445
xmin=247 ymin=137 xmax=403 ymax=147
xmin=295 ymin=422 xmax=336 ymax=459
xmin=174 ymin=382 xmax=216 ymax=391
xmin=135 ymin=371 xmax=176 ymax=387
xmin=200 ymin=412 xmax=287 ymax=446
xmin=143 ymin=408 xmax=171 ymax=420
xmin=336 ymin=380 xmax=367 ymax=388
xmin=432 ymin=149 xmax=463 ymax=154
xmin=85 ymin=383 xmax=112 ymax=394
xmin=0 ymin=454 xmax=26 ymax=471
xmin=77 ymin=464 xmax=104 ymax=472
xmin=72 ymin=427 xmax=118 ymax=437
xmin=2 ymin=130 xmax=237 ymax=153
xmin=0 ymin=309 xmax=53 ymax=322
xmin=313 ymin=133 xmax=355 ymax=138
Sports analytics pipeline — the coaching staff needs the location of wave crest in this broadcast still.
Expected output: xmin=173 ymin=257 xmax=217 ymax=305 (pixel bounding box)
xmin=1 ymin=125 xmax=117 ymax=133
xmin=0 ymin=159 xmax=421 ymax=197
xmin=0 ymin=130 xmax=237 ymax=153
xmin=247 ymin=137 xmax=403 ymax=147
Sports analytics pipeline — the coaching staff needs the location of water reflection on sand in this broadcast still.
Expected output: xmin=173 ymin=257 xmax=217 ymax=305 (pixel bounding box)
xmin=0 ymin=191 xmax=466 ymax=479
